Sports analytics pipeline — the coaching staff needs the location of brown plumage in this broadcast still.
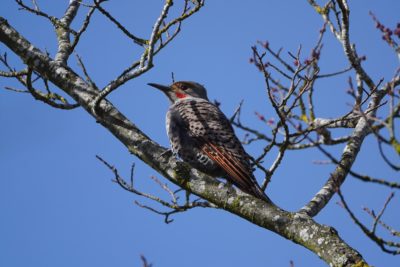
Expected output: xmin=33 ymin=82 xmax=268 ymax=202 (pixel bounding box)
xmin=149 ymin=81 xmax=270 ymax=202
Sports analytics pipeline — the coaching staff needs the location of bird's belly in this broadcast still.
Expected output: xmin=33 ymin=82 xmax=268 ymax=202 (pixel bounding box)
xmin=177 ymin=143 xmax=222 ymax=174
xmin=168 ymin=133 xmax=224 ymax=177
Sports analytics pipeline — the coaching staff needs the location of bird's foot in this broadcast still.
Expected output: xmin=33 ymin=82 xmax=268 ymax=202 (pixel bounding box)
xmin=157 ymin=149 xmax=174 ymax=160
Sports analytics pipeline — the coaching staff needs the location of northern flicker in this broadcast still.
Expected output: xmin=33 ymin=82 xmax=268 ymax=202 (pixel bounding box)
xmin=149 ymin=81 xmax=270 ymax=202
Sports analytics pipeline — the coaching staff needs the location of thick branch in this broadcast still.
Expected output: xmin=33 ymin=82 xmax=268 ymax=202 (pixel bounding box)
xmin=336 ymin=0 xmax=375 ymax=90
xmin=55 ymin=0 xmax=80 ymax=63
xmin=299 ymin=90 xmax=386 ymax=216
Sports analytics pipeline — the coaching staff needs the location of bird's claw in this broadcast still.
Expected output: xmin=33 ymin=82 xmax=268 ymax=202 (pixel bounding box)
xmin=158 ymin=149 xmax=174 ymax=160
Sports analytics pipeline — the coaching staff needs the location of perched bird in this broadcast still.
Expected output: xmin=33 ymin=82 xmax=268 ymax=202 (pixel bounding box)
xmin=149 ymin=81 xmax=270 ymax=202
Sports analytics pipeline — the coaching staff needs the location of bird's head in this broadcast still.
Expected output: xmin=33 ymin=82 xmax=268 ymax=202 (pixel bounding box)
xmin=148 ymin=81 xmax=209 ymax=103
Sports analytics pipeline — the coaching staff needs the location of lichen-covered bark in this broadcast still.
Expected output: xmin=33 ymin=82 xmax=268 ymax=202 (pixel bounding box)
xmin=0 ymin=17 xmax=369 ymax=266
xmin=299 ymin=97 xmax=385 ymax=217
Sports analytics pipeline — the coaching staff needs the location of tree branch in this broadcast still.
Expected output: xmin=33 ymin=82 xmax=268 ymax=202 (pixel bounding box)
xmin=299 ymin=89 xmax=386 ymax=216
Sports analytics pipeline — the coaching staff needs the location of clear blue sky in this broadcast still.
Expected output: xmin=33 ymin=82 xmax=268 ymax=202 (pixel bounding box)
xmin=1 ymin=1 xmax=399 ymax=266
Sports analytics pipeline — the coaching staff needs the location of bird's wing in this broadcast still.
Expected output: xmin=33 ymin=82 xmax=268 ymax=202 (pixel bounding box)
xmin=176 ymin=99 xmax=261 ymax=196
xmin=200 ymin=139 xmax=259 ymax=196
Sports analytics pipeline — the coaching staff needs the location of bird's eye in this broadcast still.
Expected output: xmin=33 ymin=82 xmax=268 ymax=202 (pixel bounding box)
xmin=179 ymin=84 xmax=188 ymax=90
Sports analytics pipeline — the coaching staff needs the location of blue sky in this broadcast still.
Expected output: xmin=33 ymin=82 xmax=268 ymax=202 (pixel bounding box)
xmin=1 ymin=1 xmax=399 ymax=266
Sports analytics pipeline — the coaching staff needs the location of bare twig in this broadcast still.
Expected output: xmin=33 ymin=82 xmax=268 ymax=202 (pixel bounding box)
xmin=229 ymin=99 xmax=244 ymax=123
xmin=0 ymin=69 xmax=28 ymax=77
xmin=25 ymin=68 xmax=80 ymax=109
xmin=140 ymin=255 xmax=153 ymax=267
xmin=70 ymin=4 xmax=96 ymax=52
xmin=15 ymin=0 xmax=59 ymax=26
xmin=75 ymin=53 xmax=98 ymax=89
xmin=252 ymin=46 xmax=291 ymax=188
xmin=4 ymin=86 xmax=29 ymax=93
xmin=349 ymin=170 xmax=400 ymax=189
xmin=95 ymin=155 xmax=214 ymax=224
xmin=93 ymin=0 xmax=146 ymax=46
xmin=316 ymin=65 xmax=352 ymax=78
xmin=90 ymin=0 xmax=204 ymax=115
xmin=338 ymin=190 xmax=400 ymax=255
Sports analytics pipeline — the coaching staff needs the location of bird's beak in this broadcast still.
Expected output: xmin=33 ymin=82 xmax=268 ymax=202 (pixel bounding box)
xmin=148 ymin=83 xmax=171 ymax=92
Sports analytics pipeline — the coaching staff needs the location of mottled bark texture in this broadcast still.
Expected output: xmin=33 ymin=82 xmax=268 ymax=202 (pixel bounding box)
xmin=0 ymin=17 xmax=369 ymax=266
xmin=299 ymin=90 xmax=385 ymax=217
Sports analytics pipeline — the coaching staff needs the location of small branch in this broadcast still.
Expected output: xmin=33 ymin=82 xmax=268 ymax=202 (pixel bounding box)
xmin=364 ymin=204 xmax=400 ymax=238
xmin=338 ymin=190 xmax=400 ymax=255
xmin=95 ymin=155 xmax=214 ymax=224
xmin=377 ymin=139 xmax=400 ymax=171
xmin=15 ymin=0 xmax=58 ymax=25
xmin=252 ymin=46 xmax=291 ymax=187
xmin=4 ymin=86 xmax=29 ymax=93
xmin=25 ymin=68 xmax=79 ymax=109
xmin=286 ymin=135 xmax=351 ymax=149
xmin=93 ymin=0 xmax=146 ymax=46
xmin=75 ymin=53 xmax=98 ymax=89
xmin=316 ymin=65 xmax=352 ymax=78
xmin=307 ymin=0 xmax=375 ymax=90
xmin=229 ymin=99 xmax=244 ymax=123
xmin=0 ymin=69 xmax=28 ymax=77
xmin=371 ymin=192 xmax=394 ymax=233
xmin=140 ymin=255 xmax=153 ymax=267
xmin=232 ymin=120 xmax=273 ymax=143
xmin=90 ymin=0 xmax=203 ymax=114
xmin=369 ymin=12 xmax=400 ymax=60
xmin=70 ymin=4 xmax=96 ymax=52
xmin=349 ymin=170 xmax=400 ymax=189
xmin=336 ymin=0 xmax=376 ymax=90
